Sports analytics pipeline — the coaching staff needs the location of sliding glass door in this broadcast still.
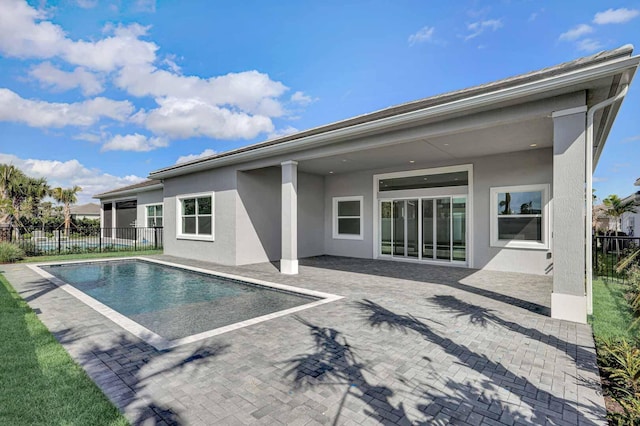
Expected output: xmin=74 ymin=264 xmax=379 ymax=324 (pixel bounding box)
xmin=380 ymin=197 xmax=466 ymax=263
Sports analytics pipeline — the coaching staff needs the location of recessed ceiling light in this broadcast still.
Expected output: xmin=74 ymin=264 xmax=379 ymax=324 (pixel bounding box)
xmin=530 ymin=143 xmax=537 ymax=147
xmin=341 ymin=159 xmax=348 ymax=162
xmin=443 ymin=143 xmax=449 ymax=146
xmin=329 ymin=171 xmax=334 ymax=174
xmin=409 ymin=160 xmax=415 ymax=163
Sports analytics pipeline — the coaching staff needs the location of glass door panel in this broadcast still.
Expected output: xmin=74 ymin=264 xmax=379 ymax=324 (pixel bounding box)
xmin=452 ymin=197 xmax=466 ymax=261
xmin=393 ymin=201 xmax=405 ymax=256
xmin=422 ymin=199 xmax=434 ymax=259
xmin=436 ymin=198 xmax=451 ymax=260
xmin=380 ymin=201 xmax=392 ymax=255
xmin=407 ymin=200 xmax=419 ymax=258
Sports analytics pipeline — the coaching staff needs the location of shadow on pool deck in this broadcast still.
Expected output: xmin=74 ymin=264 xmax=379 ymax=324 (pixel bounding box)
xmin=299 ymin=256 xmax=552 ymax=316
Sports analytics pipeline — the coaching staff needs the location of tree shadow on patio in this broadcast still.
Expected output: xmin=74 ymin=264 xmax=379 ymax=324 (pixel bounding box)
xmin=283 ymin=316 xmax=411 ymax=425
xmin=78 ymin=334 xmax=229 ymax=425
xmin=355 ymin=299 xmax=606 ymax=425
xmin=427 ymin=294 xmax=599 ymax=371
xmin=300 ymin=256 xmax=551 ymax=316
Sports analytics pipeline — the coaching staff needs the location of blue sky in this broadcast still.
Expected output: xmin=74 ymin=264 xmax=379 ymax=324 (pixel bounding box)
xmin=0 ymin=0 xmax=639 ymax=204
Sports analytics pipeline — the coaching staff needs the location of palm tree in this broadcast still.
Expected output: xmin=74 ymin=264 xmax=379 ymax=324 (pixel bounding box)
xmin=0 ymin=164 xmax=49 ymax=232
xmin=603 ymin=194 xmax=639 ymax=256
xmin=51 ymin=186 xmax=82 ymax=235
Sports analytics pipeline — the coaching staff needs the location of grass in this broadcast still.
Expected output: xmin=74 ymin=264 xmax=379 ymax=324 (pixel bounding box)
xmin=0 ymin=274 xmax=129 ymax=426
xmin=17 ymin=249 xmax=163 ymax=264
xmin=589 ymin=278 xmax=636 ymax=341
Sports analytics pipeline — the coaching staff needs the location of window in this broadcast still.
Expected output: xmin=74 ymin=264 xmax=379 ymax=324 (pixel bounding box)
xmin=146 ymin=204 xmax=163 ymax=227
xmin=176 ymin=193 xmax=214 ymax=240
xmin=333 ymin=196 xmax=363 ymax=240
xmin=490 ymin=184 xmax=549 ymax=249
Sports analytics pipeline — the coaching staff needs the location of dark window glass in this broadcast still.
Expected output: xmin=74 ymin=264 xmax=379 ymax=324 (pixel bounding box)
xmin=197 ymin=197 xmax=211 ymax=214
xmin=338 ymin=218 xmax=360 ymax=235
xmin=338 ymin=200 xmax=360 ymax=216
xmin=497 ymin=191 xmax=542 ymax=215
xmin=498 ymin=217 xmax=542 ymax=241
xmin=198 ymin=216 xmax=212 ymax=235
xmin=182 ymin=217 xmax=196 ymax=234
xmin=182 ymin=199 xmax=196 ymax=215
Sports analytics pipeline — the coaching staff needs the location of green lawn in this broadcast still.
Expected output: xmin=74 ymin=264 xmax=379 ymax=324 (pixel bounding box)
xmin=589 ymin=277 xmax=636 ymax=341
xmin=0 ymin=274 xmax=129 ymax=426
xmin=19 ymin=249 xmax=162 ymax=263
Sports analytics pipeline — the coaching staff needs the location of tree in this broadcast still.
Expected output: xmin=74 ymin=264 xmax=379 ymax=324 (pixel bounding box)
xmin=603 ymin=194 xmax=639 ymax=232
xmin=51 ymin=186 xmax=82 ymax=235
xmin=0 ymin=164 xmax=49 ymax=230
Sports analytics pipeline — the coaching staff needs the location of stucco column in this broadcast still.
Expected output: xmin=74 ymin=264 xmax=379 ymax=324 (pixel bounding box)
xmin=281 ymin=161 xmax=298 ymax=274
xmin=551 ymin=106 xmax=588 ymax=323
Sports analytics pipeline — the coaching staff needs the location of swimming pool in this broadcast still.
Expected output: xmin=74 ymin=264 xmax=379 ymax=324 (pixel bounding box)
xmin=31 ymin=258 xmax=342 ymax=349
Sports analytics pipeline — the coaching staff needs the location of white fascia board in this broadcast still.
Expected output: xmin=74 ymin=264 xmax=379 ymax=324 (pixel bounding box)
xmin=93 ymin=183 xmax=163 ymax=200
xmin=149 ymin=55 xmax=640 ymax=180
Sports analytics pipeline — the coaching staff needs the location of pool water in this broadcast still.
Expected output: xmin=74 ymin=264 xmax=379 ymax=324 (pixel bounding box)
xmin=42 ymin=260 xmax=319 ymax=341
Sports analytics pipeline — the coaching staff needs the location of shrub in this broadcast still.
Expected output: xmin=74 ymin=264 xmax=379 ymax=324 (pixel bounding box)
xmin=598 ymin=338 xmax=640 ymax=424
xmin=0 ymin=242 xmax=25 ymax=263
xmin=19 ymin=241 xmax=43 ymax=257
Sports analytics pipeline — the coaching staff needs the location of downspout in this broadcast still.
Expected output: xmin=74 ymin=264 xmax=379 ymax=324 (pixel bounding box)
xmin=586 ymin=84 xmax=629 ymax=315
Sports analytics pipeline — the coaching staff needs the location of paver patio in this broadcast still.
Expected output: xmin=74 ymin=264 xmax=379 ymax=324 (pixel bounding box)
xmin=1 ymin=255 xmax=606 ymax=425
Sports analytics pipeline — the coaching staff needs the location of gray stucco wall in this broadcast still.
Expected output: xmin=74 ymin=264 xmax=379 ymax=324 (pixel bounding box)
xmin=236 ymin=167 xmax=281 ymax=265
xmin=163 ymin=167 xmax=237 ymax=265
xmin=235 ymin=168 xmax=325 ymax=265
xmin=322 ymin=149 xmax=553 ymax=275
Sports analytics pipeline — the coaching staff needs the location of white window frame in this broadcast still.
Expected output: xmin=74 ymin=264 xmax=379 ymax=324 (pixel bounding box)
xmin=490 ymin=184 xmax=549 ymax=250
xmin=333 ymin=196 xmax=364 ymax=240
xmin=145 ymin=204 xmax=163 ymax=228
xmin=176 ymin=192 xmax=214 ymax=241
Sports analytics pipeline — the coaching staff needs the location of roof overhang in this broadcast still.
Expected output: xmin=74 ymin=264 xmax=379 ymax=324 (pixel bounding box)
xmin=94 ymin=182 xmax=163 ymax=200
xmin=149 ymin=50 xmax=640 ymax=180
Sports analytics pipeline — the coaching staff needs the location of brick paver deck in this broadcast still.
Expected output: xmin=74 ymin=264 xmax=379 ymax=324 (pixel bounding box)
xmin=2 ymin=255 xmax=606 ymax=425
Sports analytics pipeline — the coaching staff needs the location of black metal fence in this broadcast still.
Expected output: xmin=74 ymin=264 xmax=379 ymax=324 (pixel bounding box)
xmin=0 ymin=225 xmax=163 ymax=256
xmin=593 ymin=235 xmax=640 ymax=283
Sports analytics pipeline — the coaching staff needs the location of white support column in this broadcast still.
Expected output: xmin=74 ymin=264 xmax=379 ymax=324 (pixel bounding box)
xmin=551 ymin=105 xmax=588 ymax=323
xmin=281 ymin=161 xmax=298 ymax=274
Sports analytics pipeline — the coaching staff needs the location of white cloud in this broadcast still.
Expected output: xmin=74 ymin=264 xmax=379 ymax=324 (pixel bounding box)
xmin=623 ymin=135 xmax=640 ymax=143
xmin=102 ymin=133 xmax=168 ymax=152
xmin=576 ymin=38 xmax=604 ymax=52
xmin=29 ymin=62 xmax=104 ymax=95
xmin=145 ymin=97 xmax=274 ymax=140
xmin=115 ymin=67 xmax=287 ymax=116
xmin=0 ymin=152 xmax=146 ymax=204
xmin=133 ymin=0 xmax=156 ymax=13
xmin=0 ymin=88 xmax=134 ymax=128
xmin=408 ymin=26 xmax=435 ymax=45
xmin=558 ymin=24 xmax=593 ymax=41
xmin=593 ymin=8 xmax=639 ymax=25
xmin=593 ymin=176 xmax=608 ymax=183
xmin=73 ymin=133 xmax=102 ymax=143
xmin=175 ymin=148 xmax=218 ymax=164
xmin=75 ymin=0 xmax=98 ymax=8
xmin=290 ymin=91 xmax=315 ymax=106
xmin=0 ymin=0 xmax=310 ymax=144
xmin=465 ymin=19 xmax=502 ymax=41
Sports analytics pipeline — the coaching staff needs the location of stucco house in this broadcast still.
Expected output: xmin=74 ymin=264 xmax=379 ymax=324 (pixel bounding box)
xmin=96 ymin=45 xmax=640 ymax=324
xmin=69 ymin=203 xmax=101 ymax=221
xmin=621 ymin=178 xmax=640 ymax=236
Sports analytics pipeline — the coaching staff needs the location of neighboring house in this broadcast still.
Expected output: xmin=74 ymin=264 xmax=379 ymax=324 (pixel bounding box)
xmin=593 ymin=204 xmax=618 ymax=233
xmin=94 ymin=180 xmax=163 ymax=239
xmin=95 ymin=45 xmax=640 ymax=324
xmin=621 ymin=187 xmax=640 ymax=237
xmin=69 ymin=203 xmax=101 ymax=221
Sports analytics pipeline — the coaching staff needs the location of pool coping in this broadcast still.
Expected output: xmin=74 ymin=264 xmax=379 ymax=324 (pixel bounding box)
xmin=28 ymin=257 xmax=344 ymax=350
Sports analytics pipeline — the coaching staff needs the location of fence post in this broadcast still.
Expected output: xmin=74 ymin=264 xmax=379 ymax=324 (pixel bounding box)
xmin=57 ymin=229 xmax=61 ymax=254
